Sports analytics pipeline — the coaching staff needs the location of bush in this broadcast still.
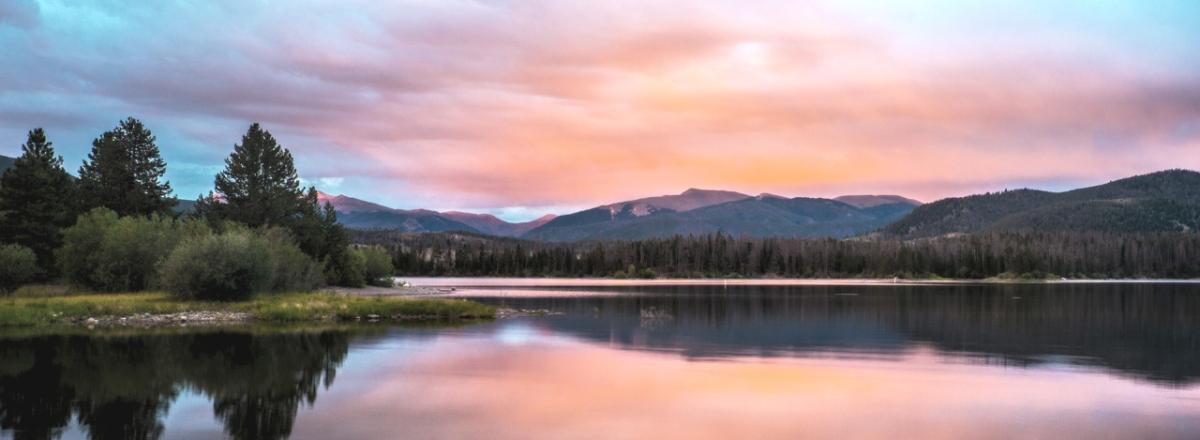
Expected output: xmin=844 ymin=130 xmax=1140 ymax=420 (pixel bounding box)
xmin=57 ymin=208 xmax=192 ymax=291
xmin=93 ymin=214 xmax=185 ymax=291
xmin=159 ymin=232 xmax=272 ymax=300
xmin=323 ymin=247 xmax=366 ymax=288
xmin=359 ymin=245 xmax=394 ymax=287
xmin=0 ymin=244 xmax=38 ymax=293
xmin=260 ymin=227 xmax=323 ymax=292
xmin=57 ymin=208 xmax=119 ymax=289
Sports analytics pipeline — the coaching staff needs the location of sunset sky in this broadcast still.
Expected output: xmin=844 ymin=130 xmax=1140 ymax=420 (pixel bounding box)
xmin=1 ymin=1 xmax=1198 ymax=220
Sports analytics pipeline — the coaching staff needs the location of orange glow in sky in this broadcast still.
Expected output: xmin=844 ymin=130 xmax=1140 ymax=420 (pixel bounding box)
xmin=2 ymin=0 xmax=1198 ymax=219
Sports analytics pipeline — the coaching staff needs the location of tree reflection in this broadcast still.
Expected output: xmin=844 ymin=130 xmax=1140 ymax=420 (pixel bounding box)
xmin=473 ymin=283 xmax=1200 ymax=386
xmin=0 ymin=329 xmax=353 ymax=440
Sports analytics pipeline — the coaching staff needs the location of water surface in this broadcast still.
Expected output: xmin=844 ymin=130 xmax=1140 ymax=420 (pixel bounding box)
xmin=2 ymin=282 xmax=1198 ymax=439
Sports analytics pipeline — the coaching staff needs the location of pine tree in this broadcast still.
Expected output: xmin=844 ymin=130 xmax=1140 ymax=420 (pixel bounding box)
xmin=198 ymin=125 xmax=360 ymax=286
xmin=204 ymin=123 xmax=304 ymax=227
xmin=291 ymin=187 xmax=330 ymax=257
xmin=0 ymin=128 xmax=77 ymax=275
xmin=318 ymin=200 xmax=357 ymax=286
xmin=78 ymin=117 xmax=174 ymax=216
xmin=291 ymin=187 xmax=355 ymax=285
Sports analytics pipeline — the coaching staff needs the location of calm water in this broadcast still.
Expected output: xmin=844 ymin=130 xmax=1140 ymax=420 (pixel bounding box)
xmin=2 ymin=282 xmax=1200 ymax=439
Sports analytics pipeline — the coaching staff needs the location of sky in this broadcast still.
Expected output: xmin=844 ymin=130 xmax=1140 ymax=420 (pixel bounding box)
xmin=1 ymin=0 xmax=1198 ymax=221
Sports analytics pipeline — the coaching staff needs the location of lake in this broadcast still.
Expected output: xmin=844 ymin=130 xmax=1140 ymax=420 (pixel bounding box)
xmin=2 ymin=281 xmax=1199 ymax=439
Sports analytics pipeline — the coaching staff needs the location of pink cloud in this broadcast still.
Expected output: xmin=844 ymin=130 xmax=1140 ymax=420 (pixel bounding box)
xmin=5 ymin=0 xmax=1198 ymax=211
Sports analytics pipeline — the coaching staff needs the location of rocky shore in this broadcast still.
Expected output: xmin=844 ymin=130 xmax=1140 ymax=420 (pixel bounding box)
xmin=72 ymin=311 xmax=254 ymax=328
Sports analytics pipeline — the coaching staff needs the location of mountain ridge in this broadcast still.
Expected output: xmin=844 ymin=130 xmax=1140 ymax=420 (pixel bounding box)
xmin=835 ymin=194 xmax=922 ymax=208
xmin=884 ymin=169 xmax=1200 ymax=237
xmin=316 ymin=191 xmax=554 ymax=236
xmin=523 ymin=189 xmax=920 ymax=241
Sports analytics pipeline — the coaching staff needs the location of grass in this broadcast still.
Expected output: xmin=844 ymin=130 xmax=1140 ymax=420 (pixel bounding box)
xmin=243 ymin=292 xmax=495 ymax=322
xmin=0 ymin=285 xmax=494 ymax=327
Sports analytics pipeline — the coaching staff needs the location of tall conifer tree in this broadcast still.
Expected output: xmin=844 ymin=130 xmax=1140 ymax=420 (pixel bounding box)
xmin=78 ymin=117 xmax=174 ymax=216
xmin=0 ymin=128 xmax=77 ymax=275
xmin=201 ymin=123 xmax=304 ymax=227
xmin=198 ymin=123 xmax=358 ymax=286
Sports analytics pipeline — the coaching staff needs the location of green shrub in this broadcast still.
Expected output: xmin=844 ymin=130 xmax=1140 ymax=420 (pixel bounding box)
xmin=323 ymin=246 xmax=366 ymax=288
xmin=0 ymin=244 xmax=39 ymax=293
xmin=261 ymin=227 xmax=323 ymax=292
xmin=57 ymin=208 xmax=120 ymax=288
xmin=57 ymin=208 xmax=189 ymax=291
xmin=159 ymin=231 xmax=272 ymax=300
xmin=93 ymin=214 xmax=185 ymax=291
xmin=359 ymin=245 xmax=394 ymax=287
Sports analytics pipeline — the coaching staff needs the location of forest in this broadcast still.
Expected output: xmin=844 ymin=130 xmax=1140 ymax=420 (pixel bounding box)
xmin=351 ymin=230 xmax=1200 ymax=279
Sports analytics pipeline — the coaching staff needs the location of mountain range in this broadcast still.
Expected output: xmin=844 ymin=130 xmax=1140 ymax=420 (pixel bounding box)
xmin=521 ymin=189 xmax=920 ymax=241
xmin=5 ymin=152 xmax=1196 ymax=240
xmin=315 ymin=192 xmax=555 ymax=237
xmin=320 ymin=169 xmax=1200 ymax=240
xmin=317 ymin=188 xmax=921 ymax=241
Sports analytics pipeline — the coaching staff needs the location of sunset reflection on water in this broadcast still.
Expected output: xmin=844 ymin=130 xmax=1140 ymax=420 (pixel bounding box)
xmin=288 ymin=319 xmax=1199 ymax=440
xmin=8 ymin=283 xmax=1199 ymax=439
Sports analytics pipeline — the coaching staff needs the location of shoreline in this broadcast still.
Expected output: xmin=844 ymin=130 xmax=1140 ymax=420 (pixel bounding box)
xmin=0 ymin=290 xmax=495 ymax=328
xmin=395 ymin=277 xmax=1200 ymax=289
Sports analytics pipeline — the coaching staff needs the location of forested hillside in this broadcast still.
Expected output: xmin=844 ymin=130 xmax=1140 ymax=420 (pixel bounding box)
xmin=350 ymin=230 xmax=1200 ymax=279
xmin=336 ymin=210 xmax=482 ymax=234
xmin=525 ymin=194 xmax=918 ymax=241
xmin=886 ymin=170 xmax=1200 ymax=237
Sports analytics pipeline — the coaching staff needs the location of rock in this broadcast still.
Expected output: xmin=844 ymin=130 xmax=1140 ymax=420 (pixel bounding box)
xmin=85 ymin=317 xmax=98 ymax=325
xmin=639 ymin=307 xmax=673 ymax=320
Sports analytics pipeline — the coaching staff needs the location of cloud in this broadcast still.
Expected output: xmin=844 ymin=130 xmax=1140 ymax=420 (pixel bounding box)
xmin=0 ymin=0 xmax=38 ymax=29
xmin=1 ymin=0 xmax=1198 ymax=217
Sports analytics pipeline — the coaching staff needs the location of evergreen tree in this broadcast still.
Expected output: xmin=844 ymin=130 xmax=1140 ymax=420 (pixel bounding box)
xmin=203 ymin=123 xmax=304 ymax=227
xmin=198 ymin=126 xmax=360 ymax=286
xmin=293 ymin=187 xmax=355 ymax=285
xmin=78 ymin=117 xmax=174 ymax=216
xmin=0 ymin=128 xmax=77 ymax=275
xmin=291 ymin=187 xmax=330 ymax=257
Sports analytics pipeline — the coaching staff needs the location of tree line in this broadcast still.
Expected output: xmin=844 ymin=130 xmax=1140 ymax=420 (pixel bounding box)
xmin=352 ymin=230 xmax=1200 ymax=279
xmin=0 ymin=119 xmax=391 ymax=295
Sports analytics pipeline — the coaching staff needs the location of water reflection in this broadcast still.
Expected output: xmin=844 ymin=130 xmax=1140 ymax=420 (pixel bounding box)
xmin=456 ymin=283 xmax=1200 ymax=386
xmin=288 ymin=331 xmax=1200 ymax=439
xmin=0 ymin=283 xmax=1197 ymax=439
xmin=0 ymin=329 xmax=356 ymax=440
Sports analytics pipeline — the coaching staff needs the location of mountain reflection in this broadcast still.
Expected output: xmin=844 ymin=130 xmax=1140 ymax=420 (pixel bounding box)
xmin=463 ymin=283 xmax=1200 ymax=385
xmin=0 ymin=329 xmax=354 ymax=440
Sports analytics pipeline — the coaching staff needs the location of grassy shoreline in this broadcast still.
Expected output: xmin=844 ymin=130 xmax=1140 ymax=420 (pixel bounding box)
xmin=0 ymin=286 xmax=494 ymax=327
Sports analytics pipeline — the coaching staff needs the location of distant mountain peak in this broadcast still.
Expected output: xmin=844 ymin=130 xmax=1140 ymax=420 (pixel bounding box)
xmin=313 ymin=190 xmax=556 ymax=237
xmin=680 ymin=187 xmax=746 ymax=196
xmin=834 ymin=194 xmax=922 ymax=208
xmin=316 ymin=191 xmax=393 ymax=213
xmin=601 ymin=188 xmax=751 ymax=218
